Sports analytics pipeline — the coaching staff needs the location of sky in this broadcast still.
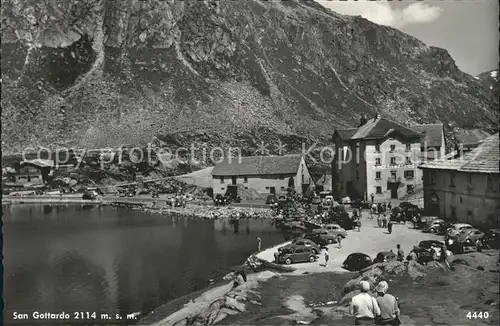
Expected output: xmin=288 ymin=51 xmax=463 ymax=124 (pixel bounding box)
xmin=316 ymin=0 xmax=499 ymax=76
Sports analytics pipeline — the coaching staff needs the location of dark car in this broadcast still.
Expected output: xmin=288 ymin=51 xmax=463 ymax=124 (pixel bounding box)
xmin=484 ymin=229 xmax=500 ymax=249
xmin=422 ymin=219 xmax=449 ymax=234
xmin=390 ymin=207 xmax=405 ymax=223
xmin=335 ymin=215 xmax=355 ymax=230
xmin=266 ymin=194 xmax=277 ymax=205
xmin=373 ymin=251 xmax=397 ymax=264
xmin=214 ymin=194 xmax=230 ymax=207
xmin=277 ymin=246 xmax=318 ymax=265
xmin=342 ymin=253 xmax=373 ymax=271
xmin=409 ymin=246 xmax=435 ymax=265
xmin=306 ymin=230 xmax=339 ymax=245
xmin=82 ymin=192 xmax=96 ymax=200
xmin=280 ymin=239 xmax=321 ymax=255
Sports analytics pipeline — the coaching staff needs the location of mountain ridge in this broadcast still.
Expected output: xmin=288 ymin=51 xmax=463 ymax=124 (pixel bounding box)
xmin=1 ymin=0 xmax=498 ymax=156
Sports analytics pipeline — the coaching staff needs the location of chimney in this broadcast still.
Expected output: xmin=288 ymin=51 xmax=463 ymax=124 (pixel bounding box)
xmin=359 ymin=114 xmax=367 ymax=127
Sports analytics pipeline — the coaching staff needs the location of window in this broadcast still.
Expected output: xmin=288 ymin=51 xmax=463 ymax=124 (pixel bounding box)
xmin=280 ymin=186 xmax=285 ymax=190
xmin=356 ymin=169 xmax=360 ymax=180
xmin=404 ymin=170 xmax=414 ymax=179
xmin=466 ymin=174 xmax=472 ymax=189
xmin=375 ymin=158 xmax=381 ymax=166
xmin=375 ymin=172 xmax=381 ymax=180
xmin=449 ymin=173 xmax=455 ymax=187
xmin=220 ymin=177 xmax=225 ymax=184
xmin=295 ymin=248 xmax=305 ymax=253
xmin=375 ymin=144 xmax=381 ymax=152
xmin=390 ymin=157 xmax=396 ymax=165
xmin=265 ymin=186 xmax=270 ymax=190
xmin=390 ymin=145 xmax=396 ymax=152
xmin=376 ymin=186 xmax=382 ymax=194
xmin=244 ymin=177 xmax=248 ymax=183
xmin=487 ymin=175 xmax=494 ymax=190
xmin=406 ymin=144 xmax=411 ymax=151
xmin=451 ymin=206 xmax=457 ymax=220
xmin=391 ymin=171 xmax=397 ymax=178
xmin=429 ymin=171 xmax=435 ymax=185
xmin=405 ymin=157 xmax=412 ymax=165
xmin=407 ymin=185 xmax=414 ymax=193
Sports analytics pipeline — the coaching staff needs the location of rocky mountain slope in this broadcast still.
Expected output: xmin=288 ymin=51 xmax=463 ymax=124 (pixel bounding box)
xmin=2 ymin=0 xmax=498 ymax=156
xmin=476 ymin=69 xmax=499 ymax=100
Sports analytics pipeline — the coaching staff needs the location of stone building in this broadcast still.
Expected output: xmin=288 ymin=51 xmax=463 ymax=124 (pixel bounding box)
xmin=211 ymin=154 xmax=311 ymax=197
xmin=419 ymin=134 xmax=499 ymax=229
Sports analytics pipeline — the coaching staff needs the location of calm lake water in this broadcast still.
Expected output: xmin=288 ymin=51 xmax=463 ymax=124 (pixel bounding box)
xmin=2 ymin=204 xmax=285 ymax=323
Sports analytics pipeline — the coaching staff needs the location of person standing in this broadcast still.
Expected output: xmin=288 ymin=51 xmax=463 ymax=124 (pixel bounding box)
xmin=371 ymin=193 xmax=375 ymax=204
xmin=256 ymin=237 xmax=262 ymax=252
xmin=412 ymin=215 xmax=417 ymax=229
xmin=374 ymin=281 xmax=401 ymax=325
xmin=439 ymin=243 xmax=450 ymax=269
xmin=324 ymin=248 xmax=330 ymax=267
xmin=387 ymin=219 xmax=393 ymax=234
xmin=387 ymin=202 xmax=392 ymax=211
xmin=382 ymin=214 xmax=387 ymax=229
xmin=350 ymin=281 xmax=381 ymax=325
xmin=396 ymin=244 xmax=404 ymax=262
xmin=476 ymin=238 xmax=483 ymax=253
xmin=338 ymin=234 xmax=343 ymax=249
xmin=377 ymin=214 xmax=382 ymax=228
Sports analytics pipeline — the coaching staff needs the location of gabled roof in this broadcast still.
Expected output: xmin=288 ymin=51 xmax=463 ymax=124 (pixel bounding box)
xmin=20 ymin=159 xmax=54 ymax=168
xmin=455 ymin=129 xmax=491 ymax=147
xmin=411 ymin=123 xmax=444 ymax=148
xmin=335 ymin=128 xmax=357 ymax=141
xmin=420 ymin=134 xmax=499 ymax=174
xmin=335 ymin=116 xmax=423 ymax=142
xmin=211 ymin=155 xmax=303 ymax=176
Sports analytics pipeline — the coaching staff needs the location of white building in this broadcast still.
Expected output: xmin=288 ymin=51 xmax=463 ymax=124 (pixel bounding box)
xmin=211 ymin=154 xmax=311 ymax=197
xmin=332 ymin=115 xmax=426 ymax=201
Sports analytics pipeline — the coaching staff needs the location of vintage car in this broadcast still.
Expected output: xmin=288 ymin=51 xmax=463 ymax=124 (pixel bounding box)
xmin=279 ymin=240 xmax=322 ymax=255
xmin=422 ymin=219 xmax=449 ymax=234
xmin=342 ymin=253 xmax=373 ymax=271
xmin=322 ymin=224 xmax=347 ymax=238
xmin=484 ymin=229 xmax=500 ymax=249
xmin=446 ymin=223 xmax=474 ymax=238
xmin=277 ymin=246 xmax=318 ymax=265
xmin=453 ymin=228 xmax=485 ymax=245
xmin=417 ymin=216 xmax=440 ymax=229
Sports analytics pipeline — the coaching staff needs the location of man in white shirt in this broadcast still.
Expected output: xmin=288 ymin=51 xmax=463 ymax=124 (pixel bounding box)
xmin=349 ymin=281 xmax=381 ymax=325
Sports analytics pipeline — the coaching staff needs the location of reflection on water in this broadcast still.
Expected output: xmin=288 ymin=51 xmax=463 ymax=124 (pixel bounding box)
xmin=3 ymin=205 xmax=284 ymax=320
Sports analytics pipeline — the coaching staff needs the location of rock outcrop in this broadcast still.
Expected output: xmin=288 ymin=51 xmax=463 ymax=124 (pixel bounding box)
xmin=2 ymin=0 xmax=498 ymax=154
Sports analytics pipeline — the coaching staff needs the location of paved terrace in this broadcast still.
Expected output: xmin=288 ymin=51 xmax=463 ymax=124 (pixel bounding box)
xmin=256 ymin=215 xmax=442 ymax=274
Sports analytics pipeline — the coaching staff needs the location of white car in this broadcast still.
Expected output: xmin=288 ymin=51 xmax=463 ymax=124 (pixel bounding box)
xmin=446 ymin=223 xmax=473 ymax=238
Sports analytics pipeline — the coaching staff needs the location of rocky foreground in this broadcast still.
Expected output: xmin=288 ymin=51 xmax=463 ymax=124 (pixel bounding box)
xmin=142 ymin=250 xmax=499 ymax=326
xmin=142 ymin=204 xmax=275 ymax=220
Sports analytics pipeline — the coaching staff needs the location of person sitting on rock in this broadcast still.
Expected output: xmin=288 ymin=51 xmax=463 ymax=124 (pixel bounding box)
xmin=374 ymin=281 xmax=401 ymax=325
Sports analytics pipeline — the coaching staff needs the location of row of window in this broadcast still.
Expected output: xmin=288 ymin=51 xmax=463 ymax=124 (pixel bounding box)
xmin=428 ymin=172 xmax=497 ymax=191
xmin=375 ymin=144 xmax=412 ymax=152
xmin=375 ymin=184 xmax=414 ymax=194
xmin=375 ymin=157 xmax=412 ymax=165
xmin=220 ymin=177 xmax=248 ymax=184
xmin=375 ymin=170 xmax=414 ymax=180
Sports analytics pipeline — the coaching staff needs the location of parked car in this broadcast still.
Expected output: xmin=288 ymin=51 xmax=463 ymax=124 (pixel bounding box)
xmin=309 ymin=229 xmax=340 ymax=244
xmin=446 ymin=223 xmax=474 ymax=238
xmin=418 ymin=240 xmax=454 ymax=257
xmin=277 ymin=246 xmax=318 ymax=265
xmin=422 ymin=219 xmax=449 ymax=234
xmin=336 ymin=216 xmax=356 ymax=231
xmin=265 ymin=194 xmax=277 ymax=205
xmin=373 ymin=251 xmax=397 ymax=264
xmin=409 ymin=246 xmax=435 ymax=265
xmin=342 ymin=253 xmax=373 ymax=271
xmin=351 ymin=198 xmax=371 ymax=209
xmin=323 ymin=224 xmax=347 ymax=238
xmin=82 ymin=192 xmax=96 ymax=200
xmin=390 ymin=207 xmax=405 ymax=223
xmin=417 ymin=216 xmax=440 ymax=229
xmin=119 ymin=192 xmax=127 ymax=197
xmin=214 ymin=194 xmax=230 ymax=206
xmin=454 ymin=228 xmax=485 ymax=245
xmin=484 ymin=229 xmax=500 ymax=249
xmin=280 ymin=240 xmax=321 ymax=255
xmin=152 ymin=191 xmax=159 ymax=198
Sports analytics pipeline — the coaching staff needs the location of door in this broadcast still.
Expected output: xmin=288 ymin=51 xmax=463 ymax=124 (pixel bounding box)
xmin=232 ymin=176 xmax=237 ymax=185
xmin=270 ymin=187 xmax=276 ymax=194
xmin=390 ymin=185 xmax=398 ymax=199
xmin=295 ymin=248 xmax=306 ymax=261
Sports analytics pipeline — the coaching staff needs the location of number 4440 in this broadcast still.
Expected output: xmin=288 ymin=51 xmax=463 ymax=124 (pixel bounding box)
xmin=466 ymin=311 xmax=489 ymax=319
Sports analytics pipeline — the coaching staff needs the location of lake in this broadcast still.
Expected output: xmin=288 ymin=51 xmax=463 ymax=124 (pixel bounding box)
xmin=2 ymin=204 xmax=285 ymax=323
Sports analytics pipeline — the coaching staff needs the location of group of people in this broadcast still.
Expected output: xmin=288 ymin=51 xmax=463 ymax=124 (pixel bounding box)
xmin=350 ymin=280 xmax=401 ymax=325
